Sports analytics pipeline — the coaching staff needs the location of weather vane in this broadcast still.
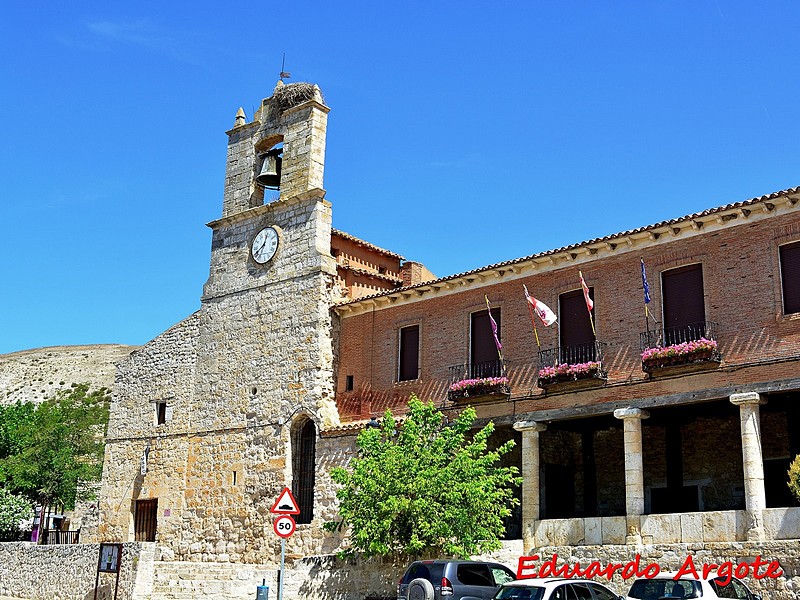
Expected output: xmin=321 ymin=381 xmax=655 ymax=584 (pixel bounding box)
xmin=279 ymin=53 xmax=291 ymax=82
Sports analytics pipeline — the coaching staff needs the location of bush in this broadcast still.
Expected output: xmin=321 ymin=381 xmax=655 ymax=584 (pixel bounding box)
xmin=788 ymin=455 xmax=800 ymax=503
xmin=0 ymin=487 xmax=34 ymax=537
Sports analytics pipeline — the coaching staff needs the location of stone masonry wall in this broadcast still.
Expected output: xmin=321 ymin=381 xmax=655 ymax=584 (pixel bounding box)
xmin=2 ymin=539 xmax=799 ymax=600
xmin=0 ymin=542 xmax=153 ymax=600
xmin=95 ymin=314 xmax=199 ymax=544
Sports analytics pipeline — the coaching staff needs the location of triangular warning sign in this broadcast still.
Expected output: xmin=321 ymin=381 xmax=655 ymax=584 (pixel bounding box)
xmin=270 ymin=486 xmax=300 ymax=515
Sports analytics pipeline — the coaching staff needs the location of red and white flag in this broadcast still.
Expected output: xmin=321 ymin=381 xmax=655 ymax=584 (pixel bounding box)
xmin=523 ymin=285 xmax=557 ymax=326
xmin=579 ymin=271 xmax=593 ymax=312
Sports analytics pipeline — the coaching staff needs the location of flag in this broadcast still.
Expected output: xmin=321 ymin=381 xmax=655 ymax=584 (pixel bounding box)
xmin=579 ymin=271 xmax=593 ymax=312
xmin=485 ymin=295 xmax=502 ymax=352
xmin=641 ymin=259 xmax=651 ymax=305
xmin=523 ymin=285 xmax=557 ymax=326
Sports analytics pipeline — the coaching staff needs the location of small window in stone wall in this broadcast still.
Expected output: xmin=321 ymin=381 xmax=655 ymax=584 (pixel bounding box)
xmin=345 ymin=375 xmax=354 ymax=391
xmin=156 ymin=401 xmax=167 ymax=425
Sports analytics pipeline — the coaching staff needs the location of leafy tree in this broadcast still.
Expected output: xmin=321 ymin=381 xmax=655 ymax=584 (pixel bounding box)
xmin=0 ymin=487 xmax=34 ymax=538
xmin=0 ymin=401 xmax=36 ymax=460
xmin=0 ymin=383 xmax=110 ymax=516
xmin=789 ymin=454 xmax=800 ymax=503
xmin=326 ymin=395 xmax=521 ymax=559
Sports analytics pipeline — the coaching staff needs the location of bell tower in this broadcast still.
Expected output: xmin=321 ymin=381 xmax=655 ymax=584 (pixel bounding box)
xmin=95 ymin=81 xmax=342 ymax=563
xmin=221 ymin=81 xmax=329 ymax=217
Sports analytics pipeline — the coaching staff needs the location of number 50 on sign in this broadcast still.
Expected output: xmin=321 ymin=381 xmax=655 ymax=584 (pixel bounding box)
xmin=273 ymin=515 xmax=296 ymax=538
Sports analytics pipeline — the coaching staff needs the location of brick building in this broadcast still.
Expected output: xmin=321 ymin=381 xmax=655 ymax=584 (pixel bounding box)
xmin=334 ymin=188 xmax=800 ymax=549
xmin=89 ymin=81 xmax=800 ymax=597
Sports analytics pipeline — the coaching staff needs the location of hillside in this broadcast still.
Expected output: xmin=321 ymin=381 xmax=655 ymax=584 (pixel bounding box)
xmin=0 ymin=344 xmax=137 ymax=405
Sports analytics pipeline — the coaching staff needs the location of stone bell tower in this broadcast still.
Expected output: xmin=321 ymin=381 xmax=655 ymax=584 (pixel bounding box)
xmin=95 ymin=82 xmax=342 ymax=565
xmin=181 ymin=81 xmax=340 ymax=562
xmin=221 ymin=82 xmax=329 ymax=217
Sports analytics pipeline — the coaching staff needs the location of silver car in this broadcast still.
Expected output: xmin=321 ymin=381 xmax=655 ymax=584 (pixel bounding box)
xmin=398 ymin=560 xmax=517 ymax=600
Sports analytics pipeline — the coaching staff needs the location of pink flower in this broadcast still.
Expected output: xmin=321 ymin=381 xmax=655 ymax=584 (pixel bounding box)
xmin=641 ymin=338 xmax=717 ymax=362
xmin=449 ymin=376 xmax=509 ymax=393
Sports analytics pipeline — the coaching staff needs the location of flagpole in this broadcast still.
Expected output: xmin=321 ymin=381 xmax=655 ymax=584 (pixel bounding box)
xmin=579 ymin=271 xmax=596 ymax=337
xmin=522 ymin=285 xmax=541 ymax=348
xmin=485 ymin=295 xmax=504 ymax=365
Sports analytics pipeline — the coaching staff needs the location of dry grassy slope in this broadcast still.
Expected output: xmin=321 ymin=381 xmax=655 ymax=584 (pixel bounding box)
xmin=0 ymin=344 xmax=137 ymax=405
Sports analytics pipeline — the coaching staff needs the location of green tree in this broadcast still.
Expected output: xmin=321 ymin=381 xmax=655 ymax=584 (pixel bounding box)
xmin=0 ymin=401 xmax=36 ymax=460
xmin=327 ymin=395 xmax=521 ymax=559
xmin=0 ymin=487 xmax=34 ymax=538
xmin=789 ymin=454 xmax=800 ymax=503
xmin=0 ymin=383 xmax=110 ymax=516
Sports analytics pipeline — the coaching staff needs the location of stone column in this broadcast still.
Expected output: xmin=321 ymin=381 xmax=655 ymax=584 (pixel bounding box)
xmin=513 ymin=420 xmax=546 ymax=553
xmin=614 ymin=408 xmax=650 ymax=519
xmin=730 ymin=391 xmax=767 ymax=541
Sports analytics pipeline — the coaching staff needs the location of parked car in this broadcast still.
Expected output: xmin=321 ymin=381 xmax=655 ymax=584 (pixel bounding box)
xmin=625 ymin=572 xmax=763 ymax=600
xmin=493 ymin=578 xmax=623 ymax=600
xmin=397 ymin=560 xmax=516 ymax=600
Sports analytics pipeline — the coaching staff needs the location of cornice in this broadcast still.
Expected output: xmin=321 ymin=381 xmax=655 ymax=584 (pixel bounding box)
xmin=335 ymin=189 xmax=800 ymax=318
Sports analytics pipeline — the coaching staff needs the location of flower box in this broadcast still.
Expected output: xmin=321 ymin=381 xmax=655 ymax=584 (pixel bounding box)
xmin=641 ymin=338 xmax=721 ymax=373
xmin=447 ymin=377 xmax=510 ymax=402
xmin=537 ymin=361 xmax=607 ymax=390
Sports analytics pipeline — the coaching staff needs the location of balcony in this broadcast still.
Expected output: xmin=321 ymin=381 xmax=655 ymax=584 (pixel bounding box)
xmin=448 ymin=359 xmax=506 ymax=382
xmin=640 ymin=321 xmax=722 ymax=375
xmin=537 ymin=341 xmax=608 ymax=390
xmin=447 ymin=360 xmax=510 ymax=402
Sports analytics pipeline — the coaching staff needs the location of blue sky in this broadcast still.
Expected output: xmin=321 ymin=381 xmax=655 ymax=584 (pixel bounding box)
xmin=2 ymin=1 xmax=799 ymax=354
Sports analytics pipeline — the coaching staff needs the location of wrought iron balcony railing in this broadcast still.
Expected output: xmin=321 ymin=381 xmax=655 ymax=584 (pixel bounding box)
xmin=640 ymin=321 xmax=719 ymax=352
xmin=537 ymin=341 xmax=606 ymax=369
xmin=448 ymin=359 xmax=506 ymax=383
xmin=40 ymin=529 xmax=80 ymax=545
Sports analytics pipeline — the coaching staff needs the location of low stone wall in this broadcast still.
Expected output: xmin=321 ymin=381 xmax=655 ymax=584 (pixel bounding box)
xmin=1 ymin=539 xmax=798 ymax=600
xmin=0 ymin=542 xmax=153 ymax=600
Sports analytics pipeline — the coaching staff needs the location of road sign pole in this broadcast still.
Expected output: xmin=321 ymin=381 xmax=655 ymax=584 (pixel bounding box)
xmin=279 ymin=537 xmax=285 ymax=600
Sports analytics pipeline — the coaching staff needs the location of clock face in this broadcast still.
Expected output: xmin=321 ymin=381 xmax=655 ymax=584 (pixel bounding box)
xmin=252 ymin=226 xmax=279 ymax=264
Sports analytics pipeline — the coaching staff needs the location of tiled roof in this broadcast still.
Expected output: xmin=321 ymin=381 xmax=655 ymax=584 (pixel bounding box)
xmin=322 ymin=416 xmax=407 ymax=436
xmin=337 ymin=185 xmax=800 ymax=307
xmin=332 ymin=229 xmax=405 ymax=261
xmin=339 ymin=265 xmax=403 ymax=284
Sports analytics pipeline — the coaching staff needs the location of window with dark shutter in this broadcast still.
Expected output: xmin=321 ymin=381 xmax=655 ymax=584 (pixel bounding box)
xmin=661 ymin=264 xmax=705 ymax=343
xmin=780 ymin=241 xmax=800 ymax=315
xmin=292 ymin=418 xmax=316 ymax=524
xmin=470 ymin=308 xmax=501 ymax=377
xmin=559 ymin=288 xmax=595 ymax=362
xmin=398 ymin=325 xmax=419 ymax=381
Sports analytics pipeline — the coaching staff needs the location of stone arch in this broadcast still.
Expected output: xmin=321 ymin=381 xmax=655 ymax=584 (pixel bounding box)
xmin=290 ymin=414 xmax=317 ymax=524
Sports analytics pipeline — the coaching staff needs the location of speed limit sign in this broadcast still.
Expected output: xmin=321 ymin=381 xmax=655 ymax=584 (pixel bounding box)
xmin=273 ymin=515 xmax=296 ymax=538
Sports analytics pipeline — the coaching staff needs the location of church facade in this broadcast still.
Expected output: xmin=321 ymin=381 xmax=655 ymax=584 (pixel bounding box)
xmin=95 ymin=81 xmax=800 ymax=574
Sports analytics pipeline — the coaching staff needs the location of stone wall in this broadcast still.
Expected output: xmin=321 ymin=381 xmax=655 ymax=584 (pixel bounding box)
xmin=2 ymin=538 xmax=799 ymax=600
xmin=95 ymin=315 xmax=199 ymax=544
xmin=0 ymin=542 xmax=153 ymax=600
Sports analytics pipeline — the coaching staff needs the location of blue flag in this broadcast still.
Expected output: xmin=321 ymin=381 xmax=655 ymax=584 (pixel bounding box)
xmin=641 ymin=259 xmax=651 ymax=305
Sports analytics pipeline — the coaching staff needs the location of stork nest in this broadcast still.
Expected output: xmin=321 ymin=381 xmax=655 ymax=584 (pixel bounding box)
xmin=272 ymin=82 xmax=321 ymax=113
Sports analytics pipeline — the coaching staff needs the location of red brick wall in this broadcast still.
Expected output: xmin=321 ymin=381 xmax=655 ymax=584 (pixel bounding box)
xmin=335 ymin=211 xmax=800 ymax=421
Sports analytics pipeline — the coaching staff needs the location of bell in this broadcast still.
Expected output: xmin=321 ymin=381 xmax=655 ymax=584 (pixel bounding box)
xmin=256 ymin=149 xmax=282 ymax=189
